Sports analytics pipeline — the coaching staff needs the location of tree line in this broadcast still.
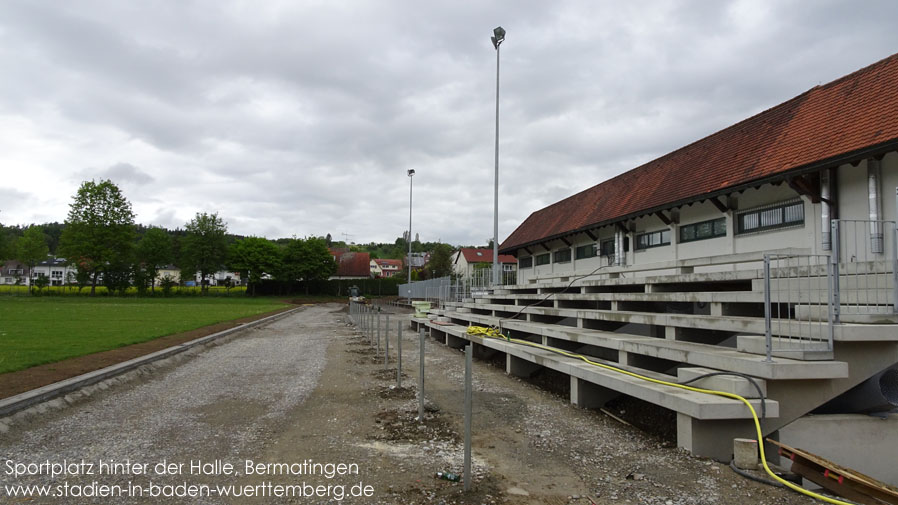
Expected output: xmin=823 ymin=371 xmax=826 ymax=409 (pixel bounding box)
xmin=0 ymin=180 xmax=335 ymax=296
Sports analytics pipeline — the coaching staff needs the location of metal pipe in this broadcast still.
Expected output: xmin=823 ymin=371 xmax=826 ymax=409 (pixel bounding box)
xmin=463 ymin=344 xmax=473 ymax=491
xmin=868 ymin=158 xmax=884 ymax=253
xmin=821 ymin=169 xmax=831 ymax=251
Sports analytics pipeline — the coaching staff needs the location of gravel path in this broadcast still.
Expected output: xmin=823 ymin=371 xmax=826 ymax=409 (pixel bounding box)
xmin=0 ymin=304 xmax=341 ymax=504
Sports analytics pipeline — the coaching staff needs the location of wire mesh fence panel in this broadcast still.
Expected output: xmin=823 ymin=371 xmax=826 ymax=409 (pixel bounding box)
xmin=831 ymin=219 xmax=898 ymax=319
xmin=764 ymin=254 xmax=834 ymax=358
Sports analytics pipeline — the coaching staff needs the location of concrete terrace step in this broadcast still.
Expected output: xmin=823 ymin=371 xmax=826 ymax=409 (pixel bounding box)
xmin=441 ymin=310 xmax=848 ymax=380
xmin=459 ymin=301 xmax=898 ymax=342
xmin=426 ymin=320 xmax=779 ymax=421
xmin=478 ymin=291 xmax=765 ymax=304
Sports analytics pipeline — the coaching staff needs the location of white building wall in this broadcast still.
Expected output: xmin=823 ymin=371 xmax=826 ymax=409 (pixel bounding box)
xmin=511 ymin=152 xmax=898 ymax=284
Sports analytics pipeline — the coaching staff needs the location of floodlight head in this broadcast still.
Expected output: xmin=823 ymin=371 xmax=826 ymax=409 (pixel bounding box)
xmin=492 ymin=26 xmax=505 ymax=49
xmin=407 ymin=169 xmax=415 ymax=177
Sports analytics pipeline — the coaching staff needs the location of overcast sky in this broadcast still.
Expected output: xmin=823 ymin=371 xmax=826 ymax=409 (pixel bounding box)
xmin=0 ymin=1 xmax=895 ymax=246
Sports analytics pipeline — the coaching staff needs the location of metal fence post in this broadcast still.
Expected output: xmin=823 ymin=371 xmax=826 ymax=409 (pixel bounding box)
xmin=763 ymin=254 xmax=773 ymax=363
xmin=463 ymin=344 xmax=473 ymax=492
xmin=418 ymin=328 xmax=425 ymax=421
xmin=397 ymin=321 xmax=403 ymax=388
xmin=385 ymin=314 xmax=390 ymax=368
xmin=376 ymin=313 xmax=381 ymax=354
xmin=831 ymin=219 xmax=841 ymax=324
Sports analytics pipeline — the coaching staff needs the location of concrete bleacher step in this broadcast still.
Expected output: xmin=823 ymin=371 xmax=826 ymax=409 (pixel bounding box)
xmin=736 ymin=335 xmax=834 ymax=360
xmin=677 ymin=367 xmax=767 ymax=398
xmin=443 ymin=310 xmax=848 ymax=380
xmin=429 ymin=321 xmax=778 ymax=421
xmin=494 ymin=291 xmax=765 ymax=304
xmin=461 ymin=301 xmax=898 ymax=342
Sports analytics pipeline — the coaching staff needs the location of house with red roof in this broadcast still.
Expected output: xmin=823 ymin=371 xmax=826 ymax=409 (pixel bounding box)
xmin=329 ymin=251 xmax=372 ymax=280
xmin=370 ymin=258 xmax=403 ymax=278
xmin=500 ymin=52 xmax=898 ymax=284
xmin=451 ymin=248 xmax=517 ymax=280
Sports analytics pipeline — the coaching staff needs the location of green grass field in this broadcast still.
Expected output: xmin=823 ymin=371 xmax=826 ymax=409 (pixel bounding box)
xmin=0 ymin=297 xmax=289 ymax=374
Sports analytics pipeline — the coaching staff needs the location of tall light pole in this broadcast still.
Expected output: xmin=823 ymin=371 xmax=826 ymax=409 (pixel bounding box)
xmin=407 ymin=169 xmax=415 ymax=286
xmin=491 ymin=26 xmax=505 ymax=286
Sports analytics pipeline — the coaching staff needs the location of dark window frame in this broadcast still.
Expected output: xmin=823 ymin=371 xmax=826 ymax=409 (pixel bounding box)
xmin=575 ymin=243 xmax=597 ymax=259
xmin=535 ymin=253 xmax=551 ymax=266
xmin=553 ymin=249 xmax=571 ymax=263
xmin=680 ymin=217 xmax=727 ymax=243
xmin=635 ymin=229 xmax=671 ymax=250
xmin=736 ymin=199 xmax=805 ymax=235
xmin=519 ymin=257 xmax=532 ymax=269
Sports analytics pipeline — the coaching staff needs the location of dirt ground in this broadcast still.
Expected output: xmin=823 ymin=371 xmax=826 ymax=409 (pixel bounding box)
xmin=247 ymin=305 xmax=815 ymax=505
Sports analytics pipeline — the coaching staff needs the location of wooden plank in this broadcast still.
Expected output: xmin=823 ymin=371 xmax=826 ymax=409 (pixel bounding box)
xmin=768 ymin=439 xmax=898 ymax=505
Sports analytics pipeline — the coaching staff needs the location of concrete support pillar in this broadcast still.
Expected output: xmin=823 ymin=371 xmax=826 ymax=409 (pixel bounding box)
xmin=506 ymin=354 xmax=541 ymax=378
xmin=618 ymin=350 xmax=633 ymax=367
xmin=665 ymin=326 xmax=679 ymax=340
xmin=610 ymin=300 xmax=619 ymax=311
xmin=710 ymin=302 xmax=723 ymax=317
xmin=472 ymin=344 xmax=497 ymax=360
xmin=446 ymin=332 xmax=466 ymax=349
xmin=570 ymin=377 xmax=619 ymax=409
xmin=541 ymin=336 xmax=548 ymax=346
xmin=676 ymin=413 xmax=757 ymax=461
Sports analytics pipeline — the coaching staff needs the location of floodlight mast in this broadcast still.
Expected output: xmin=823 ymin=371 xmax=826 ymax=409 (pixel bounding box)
xmin=491 ymin=26 xmax=505 ymax=286
xmin=407 ymin=169 xmax=415 ymax=286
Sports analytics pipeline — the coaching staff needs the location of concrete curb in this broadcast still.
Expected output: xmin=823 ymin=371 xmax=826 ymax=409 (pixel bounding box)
xmin=0 ymin=306 xmax=302 ymax=418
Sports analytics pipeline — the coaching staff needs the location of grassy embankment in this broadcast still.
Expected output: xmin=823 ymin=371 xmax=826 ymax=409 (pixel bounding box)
xmin=0 ymin=297 xmax=289 ymax=374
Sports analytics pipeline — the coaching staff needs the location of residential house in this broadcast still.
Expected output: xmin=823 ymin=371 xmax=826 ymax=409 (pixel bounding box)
xmin=330 ymin=251 xmax=372 ymax=280
xmin=1 ymin=260 xmax=28 ymax=285
xmin=31 ymin=257 xmax=77 ymax=286
xmin=155 ymin=264 xmax=181 ymax=286
xmin=451 ymin=248 xmax=517 ymax=280
xmin=371 ymin=258 xmax=403 ymax=278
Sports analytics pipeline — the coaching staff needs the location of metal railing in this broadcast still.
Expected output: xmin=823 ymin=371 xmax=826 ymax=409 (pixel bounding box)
xmin=831 ymin=219 xmax=898 ymax=321
xmin=763 ymin=253 xmax=834 ymax=360
xmin=399 ymin=266 xmax=518 ymax=303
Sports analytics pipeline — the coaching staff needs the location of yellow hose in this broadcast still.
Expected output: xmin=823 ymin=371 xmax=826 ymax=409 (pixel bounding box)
xmin=465 ymin=325 xmax=856 ymax=505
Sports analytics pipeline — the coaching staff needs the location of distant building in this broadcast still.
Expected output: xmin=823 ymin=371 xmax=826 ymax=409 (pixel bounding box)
xmin=451 ymin=248 xmax=517 ymax=279
xmin=1 ymin=260 xmax=28 ymax=285
xmin=31 ymin=257 xmax=77 ymax=286
xmin=329 ymin=250 xmax=372 ymax=280
xmin=371 ymin=258 xmax=403 ymax=278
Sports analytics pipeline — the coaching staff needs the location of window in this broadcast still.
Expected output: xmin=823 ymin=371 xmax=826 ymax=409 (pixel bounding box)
xmin=535 ymin=253 xmax=550 ymax=266
xmin=600 ymin=239 xmax=614 ymax=256
xmin=503 ymin=263 xmax=515 ymax=271
xmin=635 ymin=229 xmax=671 ymax=250
xmin=575 ymin=243 xmax=597 ymax=259
xmin=680 ymin=218 xmax=726 ymax=243
xmin=736 ymin=200 xmax=804 ymax=235
xmin=553 ymin=249 xmax=571 ymax=263
xmin=519 ymin=257 xmax=533 ymax=269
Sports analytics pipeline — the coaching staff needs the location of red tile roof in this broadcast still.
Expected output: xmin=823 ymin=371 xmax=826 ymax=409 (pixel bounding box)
xmin=335 ymin=252 xmax=371 ymax=277
xmin=500 ymin=52 xmax=898 ymax=253
xmin=374 ymin=259 xmax=403 ymax=268
xmin=458 ymin=248 xmax=517 ymax=264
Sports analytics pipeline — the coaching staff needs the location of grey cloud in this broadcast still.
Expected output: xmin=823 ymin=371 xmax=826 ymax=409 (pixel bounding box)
xmin=0 ymin=0 xmax=896 ymax=246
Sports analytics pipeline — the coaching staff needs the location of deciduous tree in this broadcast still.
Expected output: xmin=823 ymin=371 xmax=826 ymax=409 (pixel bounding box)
xmin=136 ymin=227 xmax=173 ymax=293
xmin=180 ymin=212 xmax=228 ymax=293
xmin=59 ymin=179 xmax=136 ymax=295
xmin=17 ymin=226 xmax=49 ymax=295
xmin=425 ymin=243 xmax=454 ymax=278
xmin=229 ymin=237 xmax=281 ymax=296
xmin=280 ymin=237 xmax=336 ymax=294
